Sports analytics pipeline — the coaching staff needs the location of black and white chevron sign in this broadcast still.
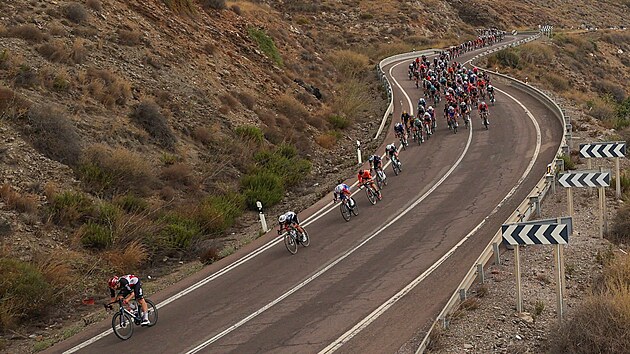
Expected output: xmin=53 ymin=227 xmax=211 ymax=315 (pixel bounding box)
xmin=558 ymin=171 xmax=610 ymax=188
xmin=579 ymin=142 xmax=626 ymax=158
xmin=502 ymin=223 xmax=568 ymax=245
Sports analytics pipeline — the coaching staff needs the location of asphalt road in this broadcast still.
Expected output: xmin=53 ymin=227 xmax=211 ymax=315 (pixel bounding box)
xmin=49 ymin=34 xmax=563 ymax=354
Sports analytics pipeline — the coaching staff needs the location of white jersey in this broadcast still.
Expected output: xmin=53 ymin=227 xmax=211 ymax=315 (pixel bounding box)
xmin=334 ymin=184 xmax=349 ymax=194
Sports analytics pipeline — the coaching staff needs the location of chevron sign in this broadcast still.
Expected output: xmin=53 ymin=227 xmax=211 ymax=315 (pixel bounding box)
xmin=579 ymin=142 xmax=626 ymax=158
xmin=558 ymin=171 xmax=610 ymax=188
xmin=502 ymin=223 xmax=568 ymax=245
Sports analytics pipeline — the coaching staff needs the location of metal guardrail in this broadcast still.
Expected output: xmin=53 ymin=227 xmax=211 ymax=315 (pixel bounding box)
xmin=415 ymin=33 xmax=569 ymax=353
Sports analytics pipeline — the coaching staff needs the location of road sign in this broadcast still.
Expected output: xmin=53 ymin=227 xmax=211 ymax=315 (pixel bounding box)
xmin=558 ymin=171 xmax=610 ymax=188
xmin=502 ymin=223 xmax=569 ymax=245
xmin=515 ymin=216 xmax=573 ymax=236
xmin=579 ymin=142 xmax=626 ymax=158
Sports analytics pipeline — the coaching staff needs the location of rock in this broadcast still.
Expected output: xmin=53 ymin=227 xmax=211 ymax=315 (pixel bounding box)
xmin=464 ymin=343 xmax=473 ymax=349
xmin=516 ymin=334 xmax=522 ymax=340
xmin=517 ymin=312 xmax=534 ymax=323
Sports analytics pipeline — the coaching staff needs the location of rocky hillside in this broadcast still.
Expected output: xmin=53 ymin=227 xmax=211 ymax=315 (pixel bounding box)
xmin=0 ymin=0 xmax=629 ymax=352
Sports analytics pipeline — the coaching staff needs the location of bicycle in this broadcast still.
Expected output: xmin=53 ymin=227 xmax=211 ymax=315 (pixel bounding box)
xmin=413 ymin=126 xmax=423 ymax=145
xmin=448 ymin=116 xmax=458 ymax=134
xmin=281 ymin=224 xmax=309 ymax=255
xmin=374 ymin=168 xmax=387 ymax=189
xmin=361 ymin=182 xmax=381 ymax=205
xmin=489 ymin=92 xmax=496 ymax=106
xmin=398 ymin=133 xmax=408 ymax=150
xmin=463 ymin=112 xmax=471 ymax=129
xmin=106 ymin=297 xmax=158 ymax=340
xmin=339 ymin=196 xmax=358 ymax=222
xmin=481 ymin=111 xmax=489 ymax=130
xmin=390 ymin=155 xmax=402 ymax=176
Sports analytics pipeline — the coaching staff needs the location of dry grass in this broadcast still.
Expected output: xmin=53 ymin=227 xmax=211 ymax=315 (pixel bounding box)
xmin=103 ymin=241 xmax=148 ymax=272
xmin=161 ymin=163 xmax=198 ymax=189
xmin=328 ymin=50 xmax=370 ymax=79
xmin=0 ymin=184 xmax=38 ymax=214
xmin=37 ymin=40 xmax=69 ymax=63
xmin=117 ymin=28 xmax=143 ymax=46
xmin=192 ymin=126 xmax=213 ymax=145
xmin=275 ymin=94 xmax=309 ymax=121
xmin=86 ymin=0 xmax=103 ymax=12
xmin=79 ymin=144 xmax=156 ymax=196
xmin=25 ymin=105 xmax=82 ymax=166
xmin=63 ymin=2 xmax=89 ymax=24
xmin=6 ymin=24 xmax=46 ymax=42
xmin=315 ymin=132 xmax=338 ymax=149
xmin=84 ymin=67 xmax=132 ymax=108
xmin=130 ymin=100 xmax=177 ymax=149
xmin=459 ymin=297 xmax=480 ymax=311
xmin=0 ymin=86 xmax=30 ymax=119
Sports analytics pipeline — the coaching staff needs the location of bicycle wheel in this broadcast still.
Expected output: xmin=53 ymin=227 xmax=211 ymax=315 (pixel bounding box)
xmin=483 ymin=116 xmax=489 ymax=130
xmin=112 ymin=312 xmax=134 ymax=340
xmin=300 ymin=229 xmax=310 ymax=247
xmin=349 ymin=198 xmax=359 ymax=216
xmin=392 ymin=161 xmax=399 ymax=176
xmin=284 ymin=231 xmax=298 ymax=254
xmin=453 ymin=121 xmax=458 ymax=134
xmin=340 ymin=203 xmax=351 ymax=222
xmin=376 ymin=175 xmax=383 ymax=190
xmin=143 ymin=299 xmax=158 ymax=327
xmin=366 ymin=187 xmax=377 ymax=205
xmin=400 ymin=137 xmax=406 ymax=150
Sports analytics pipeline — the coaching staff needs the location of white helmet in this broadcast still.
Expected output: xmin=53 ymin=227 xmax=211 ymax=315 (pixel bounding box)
xmin=278 ymin=214 xmax=287 ymax=223
xmin=386 ymin=144 xmax=395 ymax=150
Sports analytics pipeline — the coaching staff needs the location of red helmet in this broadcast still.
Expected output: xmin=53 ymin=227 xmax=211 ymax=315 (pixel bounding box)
xmin=108 ymin=276 xmax=119 ymax=288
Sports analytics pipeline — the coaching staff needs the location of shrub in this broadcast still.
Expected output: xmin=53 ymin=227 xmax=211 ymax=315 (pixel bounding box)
xmin=25 ymin=105 xmax=82 ymax=166
xmin=254 ymin=144 xmax=311 ymax=186
xmin=117 ymin=28 xmax=142 ymax=46
xmin=559 ymin=154 xmax=575 ymax=170
xmin=86 ymin=0 xmax=102 ymax=12
xmin=519 ymin=42 xmax=554 ymax=66
xmin=248 ymin=27 xmax=283 ymax=66
xmin=196 ymin=192 xmax=245 ymax=234
xmin=315 ymin=132 xmax=338 ymax=149
xmin=37 ymin=40 xmax=69 ymax=63
xmin=230 ymin=5 xmax=242 ymax=15
xmin=85 ymin=68 xmax=132 ymax=107
xmin=609 ymin=203 xmax=630 ymax=244
xmin=6 ymin=24 xmax=45 ymax=42
xmin=495 ymin=49 xmax=520 ymax=69
xmin=104 ymin=240 xmax=147 ymax=272
xmin=48 ymin=190 xmax=94 ymax=226
xmin=78 ymin=222 xmax=112 ymax=249
xmin=63 ymin=2 xmax=89 ymax=24
xmin=0 ymin=184 xmax=37 ymax=214
xmin=159 ymin=214 xmax=202 ymax=252
xmin=201 ymin=0 xmax=226 ymax=10
xmin=130 ymin=100 xmax=177 ymax=149
xmin=192 ymin=126 xmax=213 ymax=145
xmin=328 ymin=115 xmax=349 ymax=129
xmin=161 ymin=163 xmax=197 ymax=189
xmin=0 ymin=258 xmax=54 ymax=331
xmin=70 ymin=39 xmax=87 ymax=64
xmin=114 ymin=194 xmax=148 ymax=214
xmin=275 ymin=94 xmax=309 ymax=123
xmin=545 ymin=73 xmax=569 ymax=92
xmin=14 ymin=65 xmax=39 ymax=88
xmin=95 ymin=202 xmax=121 ymax=226
xmin=0 ymin=86 xmax=29 ymax=119
xmin=593 ymin=80 xmax=626 ymax=103
xmin=162 ymin=0 xmax=196 ymax=14
xmin=235 ymin=125 xmax=264 ymax=143
xmin=78 ymin=145 xmax=155 ymax=196
xmin=329 ymin=50 xmax=370 ymax=79
xmin=236 ymin=91 xmax=256 ymax=110
xmin=589 ymin=99 xmax=617 ymax=121
xmin=241 ymin=170 xmax=284 ymax=209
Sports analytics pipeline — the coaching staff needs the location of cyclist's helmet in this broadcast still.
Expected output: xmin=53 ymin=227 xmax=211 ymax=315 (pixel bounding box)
xmin=395 ymin=122 xmax=403 ymax=128
xmin=108 ymin=276 xmax=119 ymax=288
xmin=278 ymin=214 xmax=287 ymax=223
xmin=386 ymin=143 xmax=395 ymax=150
xmin=337 ymin=178 xmax=344 ymax=184
xmin=482 ymin=101 xmax=486 ymax=106
xmin=368 ymin=155 xmax=374 ymax=162
xmin=428 ymin=106 xmax=434 ymax=111
xmin=488 ymin=85 xmax=493 ymax=89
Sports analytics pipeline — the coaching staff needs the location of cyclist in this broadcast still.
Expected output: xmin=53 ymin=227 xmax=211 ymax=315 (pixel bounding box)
xmin=394 ymin=122 xmax=406 ymax=142
xmin=423 ymin=112 xmax=433 ymax=135
xmin=385 ymin=143 xmax=399 ymax=161
xmin=479 ymin=101 xmax=489 ymax=124
xmin=368 ymin=154 xmax=383 ymax=173
xmin=357 ymin=169 xmax=381 ymax=199
xmin=413 ymin=115 xmax=424 ymax=142
xmin=487 ymin=84 xmax=495 ymax=102
xmin=108 ymin=275 xmax=150 ymax=326
xmin=459 ymin=100 xmax=470 ymax=125
xmin=333 ymin=179 xmax=353 ymax=206
xmin=278 ymin=211 xmax=306 ymax=241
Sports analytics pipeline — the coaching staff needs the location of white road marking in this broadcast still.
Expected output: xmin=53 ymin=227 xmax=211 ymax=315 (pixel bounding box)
xmin=319 ymin=86 xmax=542 ymax=353
xmin=184 ymin=92 xmax=473 ymax=354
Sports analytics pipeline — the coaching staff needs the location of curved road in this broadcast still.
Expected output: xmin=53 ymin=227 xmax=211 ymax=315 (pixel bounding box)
xmin=49 ymin=34 xmax=562 ymax=354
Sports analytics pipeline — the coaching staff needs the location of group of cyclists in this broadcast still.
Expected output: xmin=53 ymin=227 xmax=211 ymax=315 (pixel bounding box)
xmin=446 ymin=28 xmax=506 ymax=59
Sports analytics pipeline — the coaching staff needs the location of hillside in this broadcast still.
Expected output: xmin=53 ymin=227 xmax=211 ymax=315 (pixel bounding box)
xmin=0 ymin=0 xmax=629 ymax=352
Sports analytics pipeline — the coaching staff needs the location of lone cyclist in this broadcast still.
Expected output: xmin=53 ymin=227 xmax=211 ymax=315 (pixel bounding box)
xmin=277 ymin=211 xmax=306 ymax=241
xmin=333 ymin=179 xmax=353 ymax=206
xmin=107 ymin=275 xmax=150 ymax=326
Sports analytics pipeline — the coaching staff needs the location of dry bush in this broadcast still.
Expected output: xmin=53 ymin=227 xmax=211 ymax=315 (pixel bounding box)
xmin=41 ymin=68 xmax=71 ymax=92
xmin=333 ymin=79 xmax=373 ymax=123
xmin=236 ymin=91 xmax=256 ymax=110
xmin=601 ymin=254 xmax=630 ymax=289
xmin=37 ymin=40 xmax=69 ymax=63
xmin=305 ymin=113 xmax=326 ymax=129
xmin=13 ymin=65 xmax=40 ymax=88
xmin=79 ymin=144 xmax=155 ymax=196
xmin=219 ymin=92 xmax=239 ymax=111
xmin=200 ymin=247 xmax=221 ymax=264
xmin=163 ymin=0 xmax=196 ymax=14
xmin=85 ymin=67 xmax=132 ymax=107
xmin=70 ymin=39 xmax=87 ymax=64
xmin=275 ymin=94 xmax=309 ymax=120
xmin=230 ymin=4 xmax=242 ymax=15
xmin=549 ymin=284 xmax=630 ymax=354
xmin=86 ymin=0 xmax=103 ymax=12
xmin=63 ymin=2 xmax=89 ymax=24
xmin=130 ymin=100 xmax=177 ymax=149
xmin=609 ymin=203 xmax=630 ymax=244
xmin=0 ymin=184 xmax=37 ymax=214
xmin=201 ymin=0 xmax=226 ymax=10
xmin=192 ymin=126 xmax=213 ymax=145
xmin=25 ymin=105 xmax=82 ymax=166
xmin=6 ymin=24 xmax=45 ymax=42
xmin=117 ymin=28 xmax=143 ymax=46
xmin=592 ymin=80 xmax=627 ymax=103
xmin=519 ymin=42 xmax=554 ymax=66
xmin=35 ymin=253 xmax=73 ymax=292
xmin=161 ymin=163 xmax=198 ymax=189
xmin=103 ymin=241 xmax=148 ymax=272
xmin=589 ymin=99 xmax=616 ymax=121
xmin=545 ymin=73 xmax=569 ymax=92
xmin=0 ymin=86 xmax=30 ymax=119
xmin=203 ymin=42 xmax=216 ymax=55
xmin=315 ymin=132 xmax=337 ymax=149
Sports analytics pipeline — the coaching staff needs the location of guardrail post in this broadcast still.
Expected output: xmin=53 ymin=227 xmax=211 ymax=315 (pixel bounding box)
xmin=459 ymin=288 xmax=467 ymax=301
xmin=562 ymin=145 xmax=569 ymax=155
xmin=555 ymin=158 xmax=564 ymax=172
xmin=546 ymin=174 xmax=555 ymax=194
xmin=477 ymin=263 xmax=485 ymax=284
xmin=493 ymin=242 xmax=501 ymax=265
xmin=530 ymin=196 xmax=541 ymax=218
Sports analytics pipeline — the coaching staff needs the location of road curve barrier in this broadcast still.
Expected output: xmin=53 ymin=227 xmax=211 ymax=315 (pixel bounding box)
xmin=414 ymin=33 xmax=570 ymax=354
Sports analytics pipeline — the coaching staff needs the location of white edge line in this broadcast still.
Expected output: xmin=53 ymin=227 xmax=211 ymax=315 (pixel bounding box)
xmin=319 ymin=85 xmax=542 ymax=353
xmin=183 ymin=77 xmax=466 ymax=354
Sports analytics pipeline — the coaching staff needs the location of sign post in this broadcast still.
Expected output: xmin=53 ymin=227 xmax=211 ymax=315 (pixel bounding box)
xmin=256 ymin=201 xmax=268 ymax=233
xmin=356 ymin=140 xmax=362 ymax=165
xmin=579 ymin=142 xmax=626 ymax=199
xmin=559 ymin=170 xmax=610 ymax=237
xmin=502 ymin=219 xmax=570 ymax=321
